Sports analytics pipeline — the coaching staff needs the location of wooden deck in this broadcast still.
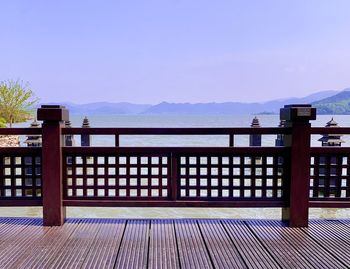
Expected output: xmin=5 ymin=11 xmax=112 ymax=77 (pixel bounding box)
xmin=0 ymin=218 xmax=349 ymax=268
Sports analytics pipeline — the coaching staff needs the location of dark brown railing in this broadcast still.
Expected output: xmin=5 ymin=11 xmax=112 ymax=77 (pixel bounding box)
xmin=1 ymin=104 xmax=350 ymax=227
xmin=62 ymin=127 xmax=289 ymax=208
xmin=309 ymin=127 xmax=350 ymax=208
xmin=62 ymin=146 xmax=287 ymax=207
xmin=0 ymin=146 xmax=42 ymax=206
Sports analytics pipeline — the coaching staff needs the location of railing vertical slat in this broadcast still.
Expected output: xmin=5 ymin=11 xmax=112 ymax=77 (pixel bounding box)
xmin=115 ymin=134 xmax=119 ymax=147
xmin=0 ymin=156 xmax=3 ymax=198
xmin=335 ymin=156 xmax=343 ymax=198
xmin=229 ymin=134 xmax=234 ymax=147
xmin=171 ymin=153 xmax=178 ymax=201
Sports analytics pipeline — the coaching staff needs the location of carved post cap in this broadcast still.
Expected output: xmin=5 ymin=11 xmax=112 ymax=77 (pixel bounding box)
xmin=280 ymin=104 xmax=316 ymax=122
xmin=37 ymin=105 xmax=69 ymax=122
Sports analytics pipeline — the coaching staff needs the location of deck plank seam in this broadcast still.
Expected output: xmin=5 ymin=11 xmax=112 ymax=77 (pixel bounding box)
xmin=302 ymin=226 xmax=350 ymax=259
xmin=149 ymin=219 xmax=179 ymax=269
xmin=172 ymin=220 xmax=182 ymax=269
xmin=8 ymin=226 xmax=52 ymax=268
xmin=84 ymin=220 xmax=112 ymax=268
xmin=0 ymin=219 xmax=49 ymax=268
xmin=77 ymin=218 xmax=105 ymax=269
xmin=242 ymin=220 xmax=283 ymax=269
xmin=105 ymin=220 xmax=128 ymax=268
xmin=300 ymin=222 xmax=350 ymax=268
xmin=307 ymin=220 xmax=350 ymax=248
xmin=42 ymin=219 xmax=82 ymax=269
xmin=250 ymin=220 xmax=314 ymax=268
xmin=2 ymin=218 xmax=350 ymax=269
xmin=60 ymin=219 xmax=102 ymax=269
xmin=49 ymin=220 xmax=83 ymax=268
xmin=338 ymin=219 xmax=350 ymax=229
xmin=59 ymin=220 xmax=94 ymax=269
xmin=53 ymin=219 xmax=96 ymax=269
xmin=104 ymin=220 xmax=126 ymax=268
xmin=323 ymin=220 xmax=350 ymax=243
xmin=112 ymin=219 xmax=128 ymax=269
xmin=146 ymin=220 xmax=151 ymax=269
xmin=239 ymin=220 xmax=280 ymax=268
xmin=0 ymin=219 xmax=40 ymax=256
xmin=266 ymin=221 xmax=345 ymax=269
xmin=175 ymin=220 xmax=211 ymax=268
xmin=176 ymin=221 xmax=193 ymax=268
xmin=86 ymin=219 xmax=123 ymax=268
xmin=0 ymin=218 xmax=34 ymax=246
xmin=92 ymin=220 xmax=124 ymax=268
xmin=217 ymin=220 xmax=250 ymax=269
xmin=195 ymin=220 xmax=218 ymax=269
xmin=23 ymin=219 xmax=81 ymax=269
xmin=189 ymin=220 xmax=211 ymax=268
xmin=215 ymin=220 xmax=248 ymax=268
xmin=233 ymin=221 xmax=281 ymax=269
xmin=79 ymin=219 xmax=100 ymax=268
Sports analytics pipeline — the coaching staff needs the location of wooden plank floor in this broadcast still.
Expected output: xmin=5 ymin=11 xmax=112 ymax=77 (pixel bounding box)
xmin=0 ymin=218 xmax=349 ymax=269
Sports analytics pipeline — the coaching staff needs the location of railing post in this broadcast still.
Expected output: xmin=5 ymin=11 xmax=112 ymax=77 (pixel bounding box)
xmin=280 ymin=104 xmax=316 ymax=227
xmin=37 ymin=105 xmax=69 ymax=226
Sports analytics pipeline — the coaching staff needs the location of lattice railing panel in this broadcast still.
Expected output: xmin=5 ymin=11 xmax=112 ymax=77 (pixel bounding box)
xmin=310 ymin=155 xmax=350 ymax=199
xmin=0 ymin=155 xmax=42 ymax=199
xmin=64 ymin=154 xmax=171 ymax=199
xmin=178 ymin=155 xmax=285 ymax=200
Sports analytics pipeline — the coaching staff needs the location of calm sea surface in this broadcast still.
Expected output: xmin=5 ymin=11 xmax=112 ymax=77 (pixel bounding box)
xmin=3 ymin=114 xmax=350 ymax=219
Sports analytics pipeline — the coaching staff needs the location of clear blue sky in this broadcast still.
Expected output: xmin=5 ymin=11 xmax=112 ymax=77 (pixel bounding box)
xmin=1 ymin=0 xmax=350 ymax=104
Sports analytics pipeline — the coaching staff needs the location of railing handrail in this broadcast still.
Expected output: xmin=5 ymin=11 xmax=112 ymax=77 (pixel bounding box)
xmin=0 ymin=147 xmax=41 ymax=154
xmin=62 ymin=127 xmax=290 ymax=135
xmin=310 ymin=127 xmax=350 ymax=134
xmin=62 ymin=146 xmax=287 ymax=154
xmin=3 ymin=126 xmax=350 ymax=135
xmin=0 ymin=128 xmax=42 ymax=135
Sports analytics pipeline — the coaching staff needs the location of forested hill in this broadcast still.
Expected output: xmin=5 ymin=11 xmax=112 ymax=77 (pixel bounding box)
xmin=313 ymin=89 xmax=350 ymax=114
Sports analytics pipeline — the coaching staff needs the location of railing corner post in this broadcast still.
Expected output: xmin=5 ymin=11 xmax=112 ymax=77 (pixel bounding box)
xmin=37 ymin=105 xmax=69 ymax=226
xmin=280 ymin=104 xmax=316 ymax=227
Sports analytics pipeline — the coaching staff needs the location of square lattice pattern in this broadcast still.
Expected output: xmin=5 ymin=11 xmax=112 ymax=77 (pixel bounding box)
xmin=64 ymin=155 xmax=170 ymax=198
xmin=310 ymin=155 xmax=350 ymax=199
xmin=0 ymin=156 xmax=42 ymax=198
xmin=179 ymin=155 xmax=284 ymax=199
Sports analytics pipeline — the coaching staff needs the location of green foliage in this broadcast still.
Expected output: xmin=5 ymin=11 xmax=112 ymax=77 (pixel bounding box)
xmin=313 ymin=90 xmax=350 ymax=114
xmin=0 ymin=80 xmax=39 ymax=127
xmin=314 ymin=90 xmax=350 ymax=104
xmin=0 ymin=117 xmax=6 ymax=128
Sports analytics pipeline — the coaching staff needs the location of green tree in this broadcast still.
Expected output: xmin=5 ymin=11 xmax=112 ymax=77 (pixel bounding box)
xmin=0 ymin=117 xmax=6 ymax=128
xmin=0 ymin=80 xmax=38 ymax=127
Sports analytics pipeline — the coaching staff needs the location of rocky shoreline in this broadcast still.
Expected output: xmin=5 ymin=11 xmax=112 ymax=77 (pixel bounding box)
xmin=0 ymin=135 xmax=20 ymax=147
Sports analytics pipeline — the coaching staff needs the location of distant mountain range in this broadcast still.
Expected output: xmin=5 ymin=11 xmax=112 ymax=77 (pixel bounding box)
xmin=45 ymin=88 xmax=350 ymax=115
xmin=56 ymin=102 xmax=151 ymax=114
xmin=144 ymin=90 xmax=339 ymax=115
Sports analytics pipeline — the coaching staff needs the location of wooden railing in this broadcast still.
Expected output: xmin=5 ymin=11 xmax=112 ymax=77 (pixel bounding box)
xmin=1 ymin=104 xmax=350 ymax=227
xmin=0 ymin=146 xmax=42 ymax=206
xmin=62 ymin=146 xmax=288 ymax=208
xmin=309 ymin=127 xmax=350 ymax=208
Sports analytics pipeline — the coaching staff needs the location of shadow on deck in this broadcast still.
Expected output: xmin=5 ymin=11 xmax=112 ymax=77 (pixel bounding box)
xmin=0 ymin=217 xmax=349 ymax=268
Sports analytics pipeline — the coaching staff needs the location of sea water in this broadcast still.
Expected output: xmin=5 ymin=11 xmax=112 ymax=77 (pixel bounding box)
xmin=3 ymin=114 xmax=350 ymax=219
